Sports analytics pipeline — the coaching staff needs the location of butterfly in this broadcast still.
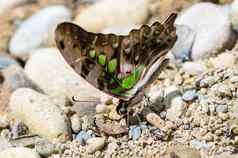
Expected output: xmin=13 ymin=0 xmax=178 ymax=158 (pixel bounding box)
xmin=55 ymin=13 xmax=177 ymax=115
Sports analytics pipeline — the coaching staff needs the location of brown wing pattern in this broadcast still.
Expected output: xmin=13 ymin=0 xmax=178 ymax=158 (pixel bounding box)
xmin=55 ymin=13 xmax=177 ymax=100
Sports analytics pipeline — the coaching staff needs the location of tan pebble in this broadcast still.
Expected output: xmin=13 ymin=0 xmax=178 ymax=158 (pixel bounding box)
xmin=203 ymin=133 xmax=214 ymax=141
xmin=146 ymin=112 xmax=165 ymax=129
xmin=100 ymin=94 xmax=113 ymax=105
xmin=86 ymin=137 xmax=105 ymax=154
xmin=70 ymin=114 xmax=81 ymax=133
xmin=218 ymin=112 xmax=229 ymax=121
xmin=96 ymin=104 xmax=108 ymax=114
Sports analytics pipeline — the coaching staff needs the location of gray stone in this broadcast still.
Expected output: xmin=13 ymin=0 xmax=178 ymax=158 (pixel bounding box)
xmin=175 ymin=2 xmax=235 ymax=60
xmin=9 ymin=88 xmax=72 ymax=143
xmin=191 ymin=139 xmax=212 ymax=151
xmin=182 ymin=90 xmax=198 ymax=101
xmin=182 ymin=61 xmax=207 ymax=75
xmin=75 ymin=131 xmax=93 ymax=145
xmin=216 ymin=104 xmax=228 ymax=113
xmin=9 ymin=5 xmax=71 ymax=57
xmin=129 ymin=126 xmax=142 ymax=140
xmin=70 ymin=114 xmax=81 ymax=133
xmin=35 ymin=139 xmax=56 ymax=157
xmin=0 ymin=55 xmax=18 ymax=70
xmin=166 ymin=96 xmax=186 ymax=121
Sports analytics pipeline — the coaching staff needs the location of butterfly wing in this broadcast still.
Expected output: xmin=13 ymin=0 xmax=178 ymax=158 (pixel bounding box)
xmin=55 ymin=13 xmax=177 ymax=101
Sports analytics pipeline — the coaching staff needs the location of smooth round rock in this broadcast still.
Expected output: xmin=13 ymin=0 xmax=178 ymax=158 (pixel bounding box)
xmin=9 ymin=5 xmax=71 ymax=57
xmin=75 ymin=0 xmax=149 ymax=32
xmin=86 ymin=137 xmax=105 ymax=154
xmin=24 ymin=48 xmax=103 ymax=107
xmin=182 ymin=61 xmax=207 ymax=75
xmin=70 ymin=114 xmax=81 ymax=133
xmin=0 ymin=147 xmax=41 ymax=158
xmin=9 ymin=88 xmax=72 ymax=143
xmin=175 ymin=2 xmax=234 ymax=60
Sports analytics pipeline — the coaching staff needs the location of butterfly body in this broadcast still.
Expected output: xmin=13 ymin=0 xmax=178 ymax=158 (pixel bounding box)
xmin=55 ymin=13 xmax=177 ymax=114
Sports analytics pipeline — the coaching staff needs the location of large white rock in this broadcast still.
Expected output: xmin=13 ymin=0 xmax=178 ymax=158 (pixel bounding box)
xmin=74 ymin=0 xmax=149 ymax=32
xmin=9 ymin=5 xmax=71 ymax=58
xmin=24 ymin=48 xmax=103 ymax=107
xmin=175 ymin=2 xmax=234 ymax=60
xmin=0 ymin=147 xmax=41 ymax=158
xmin=9 ymin=88 xmax=71 ymax=143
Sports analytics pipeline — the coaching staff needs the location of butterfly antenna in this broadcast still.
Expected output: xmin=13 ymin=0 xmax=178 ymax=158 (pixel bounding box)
xmin=72 ymin=96 xmax=99 ymax=102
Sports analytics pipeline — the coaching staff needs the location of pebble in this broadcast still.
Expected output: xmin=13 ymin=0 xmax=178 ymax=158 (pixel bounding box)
xmin=162 ymin=145 xmax=201 ymax=158
xmin=182 ymin=61 xmax=207 ymax=75
xmin=175 ymin=2 xmax=234 ymax=60
xmin=0 ymin=114 xmax=9 ymax=129
xmin=100 ymin=94 xmax=113 ymax=105
xmin=166 ymin=96 xmax=186 ymax=121
xmin=86 ymin=137 xmax=105 ymax=154
xmin=231 ymin=0 xmax=238 ymax=31
xmin=215 ymin=152 xmax=238 ymax=158
xmin=145 ymin=112 xmax=165 ymax=129
xmin=9 ymin=88 xmax=72 ymax=143
xmin=172 ymin=24 xmax=196 ymax=61
xmin=1 ymin=65 xmax=41 ymax=93
xmin=70 ymin=114 xmax=81 ymax=133
xmin=24 ymin=48 xmax=103 ymax=107
xmin=0 ymin=55 xmax=18 ymax=70
xmin=75 ymin=131 xmax=93 ymax=145
xmin=35 ymin=139 xmax=56 ymax=157
xmin=211 ymin=83 xmax=232 ymax=97
xmin=74 ymin=0 xmax=149 ymax=32
xmin=96 ymin=104 xmax=108 ymax=114
xmin=216 ymin=105 xmax=228 ymax=113
xmin=0 ymin=147 xmax=41 ymax=158
xmin=129 ymin=126 xmax=142 ymax=140
xmin=191 ymin=139 xmax=212 ymax=151
xmin=182 ymin=90 xmax=198 ymax=101
xmin=9 ymin=5 xmax=71 ymax=57
xmin=10 ymin=120 xmax=28 ymax=139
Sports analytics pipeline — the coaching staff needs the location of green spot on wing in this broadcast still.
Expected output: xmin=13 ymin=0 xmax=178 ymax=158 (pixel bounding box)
xmin=89 ymin=50 xmax=96 ymax=58
xmin=108 ymin=59 xmax=117 ymax=73
xmin=111 ymin=87 xmax=124 ymax=95
xmin=98 ymin=54 xmax=106 ymax=66
xmin=121 ymin=65 xmax=144 ymax=89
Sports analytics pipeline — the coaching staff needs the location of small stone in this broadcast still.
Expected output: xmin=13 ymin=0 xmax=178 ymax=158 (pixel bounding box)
xmin=70 ymin=114 xmax=81 ymax=133
xmin=211 ymin=83 xmax=232 ymax=97
xmin=86 ymin=137 xmax=105 ymax=154
xmin=199 ymin=76 xmax=217 ymax=88
xmin=172 ymin=24 xmax=196 ymax=61
xmin=9 ymin=88 xmax=72 ymax=143
xmin=0 ymin=147 xmax=41 ymax=158
xmin=75 ymin=131 xmax=93 ymax=145
xmin=129 ymin=126 xmax=142 ymax=140
xmin=166 ymin=96 xmax=186 ymax=121
xmin=0 ymin=55 xmax=18 ymax=70
xmin=191 ymin=139 xmax=212 ymax=151
xmin=182 ymin=89 xmax=198 ymax=101
xmin=35 ymin=139 xmax=56 ymax=157
xmin=100 ymin=94 xmax=113 ymax=105
xmin=9 ymin=6 xmax=71 ymax=57
xmin=216 ymin=104 xmax=228 ymax=113
xmin=75 ymin=0 xmax=149 ymax=32
xmin=96 ymin=104 xmax=108 ymax=114
xmin=215 ymin=152 xmax=238 ymax=158
xmin=146 ymin=112 xmax=165 ymax=129
xmin=182 ymin=61 xmax=207 ymax=75
xmin=162 ymin=145 xmax=201 ymax=158
xmin=11 ymin=120 xmax=28 ymax=139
